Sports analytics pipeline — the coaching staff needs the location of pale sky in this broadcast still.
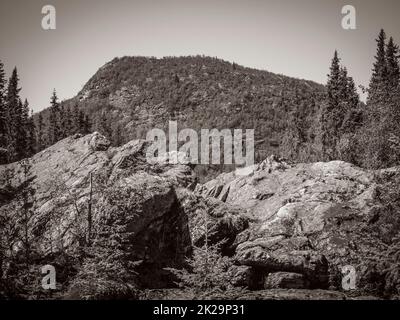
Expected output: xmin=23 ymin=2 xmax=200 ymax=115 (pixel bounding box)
xmin=1 ymin=0 xmax=400 ymax=111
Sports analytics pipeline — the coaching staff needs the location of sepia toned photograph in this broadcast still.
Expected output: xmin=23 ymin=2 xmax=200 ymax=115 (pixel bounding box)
xmin=0 ymin=0 xmax=399 ymax=307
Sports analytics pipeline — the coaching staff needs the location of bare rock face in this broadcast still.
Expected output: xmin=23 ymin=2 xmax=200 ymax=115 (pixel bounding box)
xmin=197 ymin=155 xmax=400 ymax=295
xmin=0 ymin=133 xmax=195 ymax=288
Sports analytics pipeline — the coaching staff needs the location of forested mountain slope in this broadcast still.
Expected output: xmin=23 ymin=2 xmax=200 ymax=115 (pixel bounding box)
xmin=35 ymin=56 xmax=327 ymax=179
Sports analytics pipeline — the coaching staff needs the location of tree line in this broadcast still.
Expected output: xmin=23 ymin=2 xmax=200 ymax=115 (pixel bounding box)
xmin=0 ymin=62 xmax=91 ymax=164
xmin=282 ymin=29 xmax=400 ymax=169
xmin=0 ymin=65 xmax=35 ymax=164
xmin=36 ymin=90 xmax=91 ymax=151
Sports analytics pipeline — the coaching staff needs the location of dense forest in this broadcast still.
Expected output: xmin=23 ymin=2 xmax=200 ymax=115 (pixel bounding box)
xmin=0 ymin=29 xmax=399 ymax=179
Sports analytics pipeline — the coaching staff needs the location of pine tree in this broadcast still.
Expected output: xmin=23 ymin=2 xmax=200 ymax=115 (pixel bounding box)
xmin=165 ymin=207 xmax=233 ymax=294
xmin=14 ymin=99 xmax=30 ymax=160
xmin=368 ymin=29 xmax=388 ymax=105
xmin=346 ymin=74 xmax=360 ymax=110
xmin=6 ymin=68 xmax=22 ymax=162
xmin=337 ymin=72 xmax=362 ymax=164
xmin=362 ymin=32 xmax=400 ymax=168
xmin=74 ymin=107 xmax=90 ymax=135
xmin=83 ymin=114 xmax=91 ymax=134
xmin=47 ymin=90 xmax=61 ymax=145
xmin=327 ymin=51 xmax=342 ymax=107
xmin=318 ymin=51 xmax=361 ymax=162
xmin=0 ymin=61 xmax=9 ymax=164
xmin=62 ymin=106 xmax=73 ymax=138
xmin=385 ymin=37 xmax=400 ymax=91
xmin=339 ymin=68 xmax=361 ymax=133
xmin=320 ymin=51 xmax=343 ymax=160
xmin=36 ymin=112 xmax=45 ymax=151
xmin=385 ymin=37 xmax=400 ymax=165
xmin=26 ymin=108 xmax=37 ymax=157
xmin=67 ymin=183 xmax=140 ymax=299
xmin=281 ymin=88 xmax=307 ymax=161
xmin=59 ymin=105 xmax=66 ymax=139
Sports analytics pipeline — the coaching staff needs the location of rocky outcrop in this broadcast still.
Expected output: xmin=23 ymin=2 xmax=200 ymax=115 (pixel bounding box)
xmin=1 ymin=138 xmax=399 ymax=299
xmin=197 ymin=155 xmax=400 ymax=296
xmin=0 ymin=133 xmax=196 ymax=290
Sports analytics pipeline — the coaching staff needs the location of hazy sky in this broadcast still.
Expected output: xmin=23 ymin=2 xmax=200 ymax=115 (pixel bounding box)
xmin=1 ymin=0 xmax=400 ymax=111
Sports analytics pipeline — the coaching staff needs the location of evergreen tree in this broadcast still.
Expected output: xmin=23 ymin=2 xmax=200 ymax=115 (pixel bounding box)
xmin=320 ymin=51 xmax=343 ymax=160
xmin=0 ymin=61 xmax=8 ymax=164
xmin=385 ymin=37 xmax=400 ymax=91
xmin=368 ymin=29 xmax=388 ymax=105
xmin=26 ymin=108 xmax=37 ymax=157
xmin=14 ymin=99 xmax=30 ymax=160
xmin=67 ymin=183 xmax=140 ymax=299
xmin=281 ymin=87 xmax=308 ymax=161
xmin=83 ymin=114 xmax=91 ymax=134
xmin=62 ymin=106 xmax=74 ymax=138
xmin=74 ymin=107 xmax=91 ymax=135
xmin=362 ymin=31 xmax=400 ymax=168
xmin=327 ymin=51 xmax=342 ymax=106
xmin=166 ymin=207 xmax=233 ymax=294
xmin=6 ymin=68 xmax=22 ymax=162
xmin=59 ymin=105 xmax=66 ymax=139
xmin=385 ymin=37 xmax=400 ymax=165
xmin=47 ymin=90 xmax=61 ymax=145
xmin=346 ymin=74 xmax=360 ymax=110
xmin=36 ymin=112 xmax=45 ymax=151
xmin=318 ymin=51 xmax=361 ymax=162
xmin=339 ymin=68 xmax=361 ymax=133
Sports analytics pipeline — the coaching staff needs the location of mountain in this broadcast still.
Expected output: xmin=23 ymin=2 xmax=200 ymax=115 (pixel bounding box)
xmin=36 ymin=56 xmax=327 ymax=181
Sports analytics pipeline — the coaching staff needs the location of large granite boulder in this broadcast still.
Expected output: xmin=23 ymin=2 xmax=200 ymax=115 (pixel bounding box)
xmin=0 ymin=133 xmax=195 ymax=290
xmin=197 ymin=155 xmax=400 ymax=296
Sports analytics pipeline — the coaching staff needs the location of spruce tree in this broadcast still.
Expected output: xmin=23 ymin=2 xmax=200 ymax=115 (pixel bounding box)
xmin=346 ymin=74 xmax=360 ymax=110
xmin=74 ymin=107 xmax=90 ymax=134
xmin=26 ymin=107 xmax=37 ymax=157
xmin=62 ymin=106 xmax=73 ymax=138
xmin=368 ymin=29 xmax=388 ymax=105
xmin=36 ymin=112 xmax=45 ymax=151
xmin=385 ymin=37 xmax=400 ymax=165
xmin=319 ymin=51 xmax=361 ymax=162
xmin=340 ymin=68 xmax=361 ymax=133
xmin=14 ymin=99 xmax=30 ymax=160
xmin=327 ymin=51 xmax=342 ymax=107
xmin=362 ymin=30 xmax=399 ymax=169
xmin=67 ymin=183 xmax=140 ymax=299
xmin=320 ymin=51 xmax=342 ymax=160
xmin=0 ymin=61 xmax=8 ymax=163
xmin=48 ymin=90 xmax=61 ymax=145
xmin=386 ymin=37 xmax=400 ymax=91
xmin=6 ymin=68 xmax=22 ymax=162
